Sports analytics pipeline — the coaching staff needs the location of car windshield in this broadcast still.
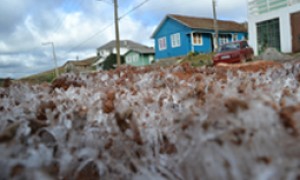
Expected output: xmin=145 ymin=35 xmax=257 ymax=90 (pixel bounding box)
xmin=218 ymin=42 xmax=240 ymax=52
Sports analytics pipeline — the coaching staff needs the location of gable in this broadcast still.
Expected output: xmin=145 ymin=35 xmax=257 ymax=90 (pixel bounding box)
xmin=151 ymin=17 xmax=191 ymax=38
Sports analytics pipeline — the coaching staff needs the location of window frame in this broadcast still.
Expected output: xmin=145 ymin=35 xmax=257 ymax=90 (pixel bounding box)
xmin=219 ymin=34 xmax=230 ymax=45
xmin=126 ymin=53 xmax=139 ymax=64
xmin=158 ymin=37 xmax=167 ymax=51
xmin=126 ymin=56 xmax=132 ymax=63
xmin=193 ymin=33 xmax=203 ymax=45
xmin=232 ymin=34 xmax=238 ymax=42
xmin=132 ymin=54 xmax=139 ymax=62
xmin=171 ymin=33 xmax=181 ymax=48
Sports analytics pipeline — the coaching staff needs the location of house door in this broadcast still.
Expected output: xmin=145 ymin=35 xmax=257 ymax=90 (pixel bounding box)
xmin=291 ymin=11 xmax=300 ymax=53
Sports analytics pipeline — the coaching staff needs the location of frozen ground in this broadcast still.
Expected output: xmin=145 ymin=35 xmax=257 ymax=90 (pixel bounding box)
xmin=1 ymin=60 xmax=300 ymax=179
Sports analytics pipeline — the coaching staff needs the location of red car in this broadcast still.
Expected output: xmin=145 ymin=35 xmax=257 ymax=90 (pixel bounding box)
xmin=213 ymin=40 xmax=254 ymax=65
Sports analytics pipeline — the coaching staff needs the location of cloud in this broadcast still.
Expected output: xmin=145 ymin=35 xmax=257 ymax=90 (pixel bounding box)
xmin=0 ymin=0 xmax=248 ymax=78
xmin=126 ymin=0 xmax=247 ymax=24
xmin=0 ymin=0 xmax=31 ymax=34
xmin=0 ymin=53 xmax=49 ymax=78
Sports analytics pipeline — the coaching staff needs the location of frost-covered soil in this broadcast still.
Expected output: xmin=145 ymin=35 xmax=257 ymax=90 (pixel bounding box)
xmin=1 ymin=60 xmax=300 ymax=180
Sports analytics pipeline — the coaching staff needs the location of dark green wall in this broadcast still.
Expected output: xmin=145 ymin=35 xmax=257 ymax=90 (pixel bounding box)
xmin=102 ymin=54 xmax=125 ymax=70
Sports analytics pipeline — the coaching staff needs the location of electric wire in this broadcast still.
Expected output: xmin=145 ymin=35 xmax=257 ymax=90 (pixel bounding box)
xmin=63 ymin=0 xmax=150 ymax=56
xmin=1 ymin=0 xmax=151 ymax=76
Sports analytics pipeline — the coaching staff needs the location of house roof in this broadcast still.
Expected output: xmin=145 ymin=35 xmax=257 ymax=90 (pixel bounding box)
xmin=64 ymin=56 xmax=98 ymax=67
xmin=97 ymin=40 xmax=154 ymax=54
xmin=151 ymin=14 xmax=247 ymax=38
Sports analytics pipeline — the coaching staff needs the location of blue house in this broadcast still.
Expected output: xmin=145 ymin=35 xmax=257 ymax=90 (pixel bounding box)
xmin=151 ymin=14 xmax=248 ymax=60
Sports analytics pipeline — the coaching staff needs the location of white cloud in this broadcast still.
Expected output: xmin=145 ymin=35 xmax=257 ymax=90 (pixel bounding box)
xmin=0 ymin=0 xmax=248 ymax=79
xmin=119 ymin=16 xmax=156 ymax=46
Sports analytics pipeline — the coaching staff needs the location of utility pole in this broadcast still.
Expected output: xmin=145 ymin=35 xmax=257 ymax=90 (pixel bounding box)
xmin=42 ymin=42 xmax=59 ymax=78
xmin=113 ymin=0 xmax=121 ymax=67
xmin=212 ymin=0 xmax=219 ymax=51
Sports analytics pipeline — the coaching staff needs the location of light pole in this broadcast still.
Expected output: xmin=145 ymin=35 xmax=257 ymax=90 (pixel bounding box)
xmin=212 ymin=0 xmax=219 ymax=51
xmin=42 ymin=42 xmax=59 ymax=78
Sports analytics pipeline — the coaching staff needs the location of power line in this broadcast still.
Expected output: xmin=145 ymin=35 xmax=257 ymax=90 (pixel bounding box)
xmin=52 ymin=0 xmax=68 ymax=25
xmin=53 ymin=0 xmax=85 ymax=38
xmin=0 ymin=0 xmax=150 ymax=74
xmin=62 ymin=0 xmax=150 ymax=57
xmin=119 ymin=0 xmax=150 ymax=20
xmin=51 ymin=0 xmax=72 ymax=36
xmin=64 ymin=23 xmax=114 ymax=54
xmin=27 ymin=0 xmax=87 ymax=57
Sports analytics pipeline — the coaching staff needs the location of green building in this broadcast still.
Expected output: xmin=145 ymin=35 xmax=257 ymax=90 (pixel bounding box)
xmin=94 ymin=40 xmax=154 ymax=70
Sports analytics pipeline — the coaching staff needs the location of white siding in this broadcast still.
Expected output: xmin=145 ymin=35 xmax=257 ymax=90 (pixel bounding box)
xmin=248 ymin=2 xmax=300 ymax=55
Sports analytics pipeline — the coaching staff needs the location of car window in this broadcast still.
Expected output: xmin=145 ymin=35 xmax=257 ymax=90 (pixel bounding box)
xmin=218 ymin=42 xmax=240 ymax=52
xmin=241 ymin=41 xmax=249 ymax=49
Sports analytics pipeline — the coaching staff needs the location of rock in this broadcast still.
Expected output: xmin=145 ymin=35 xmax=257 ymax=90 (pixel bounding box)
xmin=258 ymin=48 xmax=293 ymax=61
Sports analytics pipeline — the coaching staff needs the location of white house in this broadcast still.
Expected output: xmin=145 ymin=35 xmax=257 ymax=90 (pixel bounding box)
xmin=248 ymin=0 xmax=300 ymax=55
xmin=93 ymin=40 xmax=154 ymax=70
xmin=93 ymin=40 xmax=131 ymax=69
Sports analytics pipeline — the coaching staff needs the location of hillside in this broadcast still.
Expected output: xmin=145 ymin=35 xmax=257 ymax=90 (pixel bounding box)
xmin=20 ymin=67 xmax=65 ymax=84
xmin=20 ymin=56 xmax=97 ymax=84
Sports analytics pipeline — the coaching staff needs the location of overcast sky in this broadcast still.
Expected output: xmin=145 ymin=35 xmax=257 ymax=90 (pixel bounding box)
xmin=0 ymin=0 xmax=248 ymax=78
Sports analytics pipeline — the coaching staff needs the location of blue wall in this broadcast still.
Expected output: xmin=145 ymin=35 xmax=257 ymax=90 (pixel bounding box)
xmin=227 ymin=32 xmax=246 ymax=42
xmin=193 ymin=33 xmax=213 ymax=53
xmin=153 ymin=18 xmax=191 ymax=60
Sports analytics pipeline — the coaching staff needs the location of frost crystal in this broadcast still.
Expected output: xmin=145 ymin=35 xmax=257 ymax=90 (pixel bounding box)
xmin=1 ymin=61 xmax=300 ymax=179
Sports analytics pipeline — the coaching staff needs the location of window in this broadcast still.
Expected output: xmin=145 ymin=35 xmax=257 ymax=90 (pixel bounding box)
xmin=133 ymin=54 xmax=138 ymax=62
xmin=219 ymin=42 xmax=240 ymax=52
xmin=171 ymin=33 xmax=181 ymax=48
xmin=126 ymin=56 xmax=131 ymax=63
xmin=232 ymin=34 xmax=238 ymax=41
xmin=193 ymin=33 xmax=203 ymax=45
xmin=219 ymin=34 xmax=230 ymax=45
xmin=241 ymin=41 xmax=249 ymax=49
xmin=158 ymin=37 xmax=167 ymax=50
xmin=126 ymin=54 xmax=139 ymax=64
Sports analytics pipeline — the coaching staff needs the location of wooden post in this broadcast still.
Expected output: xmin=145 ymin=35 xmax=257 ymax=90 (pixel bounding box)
xmin=114 ymin=0 xmax=121 ymax=67
xmin=212 ymin=0 xmax=219 ymax=51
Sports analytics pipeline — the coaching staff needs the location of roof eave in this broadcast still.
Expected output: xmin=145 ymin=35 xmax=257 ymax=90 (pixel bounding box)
xmin=151 ymin=14 xmax=247 ymax=38
xmin=151 ymin=14 xmax=194 ymax=39
xmin=125 ymin=49 xmax=154 ymax=55
xmin=193 ymin=28 xmax=247 ymax=33
xmin=168 ymin=15 xmax=193 ymax=28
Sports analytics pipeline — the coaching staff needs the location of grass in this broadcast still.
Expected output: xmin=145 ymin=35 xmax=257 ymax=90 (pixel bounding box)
xmin=181 ymin=52 xmax=215 ymax=67
xmin=153 ymin=52 xmax=215 ymax=68
xmin=19 ymin=67 xmax=65 ymax=84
